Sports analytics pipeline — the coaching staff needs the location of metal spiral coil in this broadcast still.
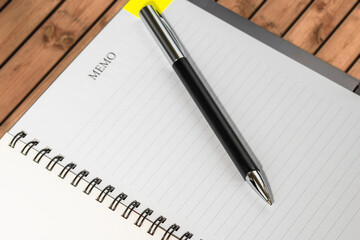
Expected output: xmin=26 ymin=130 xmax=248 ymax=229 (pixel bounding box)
xmin=21 ymin=139 xmax=38 ymax=155
xmin=162 ymin=224 xmax=180 ymax=240
xmin=84 ymin=177 xmax=102 ymax=195
xmin=148 ymin=216 xmax=167 ymax=235
xmin=71 ymin=170 xmax=89 ymax=187
xmin=9 ymin=132 xmax=193 ymax=240
xmin=122 ymin=200 xmax=140 ymax=219
xmin=9 ymin=131 xmax=26 ymax=148
xmin=180 ymin=232 xmax=193 ymax=240
xmin=46 ymin=155 xmax=64 ymax=171
xmin=33 ymin=148 xmax=51 ymax=163
xmin=97 ymin=185 xmax=115 ymax=203
xmin=109 ymin=192 xmax=128 ymax=211
xmin=59 ymin=163 xmax=76 ymax=179
xmin=135 ymin=208 xmax=153 ymax=227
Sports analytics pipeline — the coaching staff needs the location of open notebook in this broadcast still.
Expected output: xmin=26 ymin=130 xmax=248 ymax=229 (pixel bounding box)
xmin=2 ymin=0 xmax=360 ymax=239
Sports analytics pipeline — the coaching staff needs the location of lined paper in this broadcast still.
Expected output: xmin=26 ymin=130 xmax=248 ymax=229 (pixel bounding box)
xmin=11 ymin=0 xmax=360 ymax=239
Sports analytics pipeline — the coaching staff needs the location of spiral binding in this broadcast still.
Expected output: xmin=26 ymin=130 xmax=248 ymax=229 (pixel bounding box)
xmin=97 ymin=185 xmax=115 ymax=203
xmin=46 ymin=155 xmax=64 ymax=171
xmin=122 ymin=200 xmax=140 ymax=219
xmin=84 ymin=177 xmax=102 ymax=195
xmin=109 ymin=192 xmax=128 ymax=211
xmin=9 ymin=131 xmax=26 ymax=148
xmin=180 ymin=232 xmax=193 ymax=240
xmin=162 ymin=224 xmax=180 ymax=240
xmin=148 ymin=216 xmax=167 ymax=235
xmin=71 ymin=170 xmax=89 ymax=187
xmin=21 ymin=139 xmax=38 ymax=155
xmin=9 ymin=132 xmax=193 ymax=240
xmin=59 ymin=163 xmax=76 ymax=179
xmin=33 ymin=148 xmax=51 ymax=163
xmin=135 ymin=208 xmax=153 ymax=227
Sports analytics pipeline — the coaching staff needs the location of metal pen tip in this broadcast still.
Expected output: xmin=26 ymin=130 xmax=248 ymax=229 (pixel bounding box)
xmin=246 ymin=170 xmax=273 ymax=205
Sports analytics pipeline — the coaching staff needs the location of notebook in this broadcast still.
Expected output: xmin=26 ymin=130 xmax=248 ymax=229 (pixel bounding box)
xmin=2 ymin=0 xmax=360 ymax=239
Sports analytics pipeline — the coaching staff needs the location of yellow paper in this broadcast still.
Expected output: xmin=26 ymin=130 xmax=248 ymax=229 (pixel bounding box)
xmin=123 ymin=0 xmax=173 ymax=18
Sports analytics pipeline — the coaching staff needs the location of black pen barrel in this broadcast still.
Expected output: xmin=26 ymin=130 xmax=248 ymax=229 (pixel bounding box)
xmin=172 ymin=57 xmax=256 ymax=178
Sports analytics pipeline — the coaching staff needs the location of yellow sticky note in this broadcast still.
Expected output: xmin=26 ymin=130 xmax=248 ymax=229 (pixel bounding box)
xmin=124 ymin=0 xmax=173 ymax=18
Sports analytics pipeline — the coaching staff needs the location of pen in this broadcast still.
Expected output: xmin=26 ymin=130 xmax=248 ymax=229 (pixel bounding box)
xmin=139 ymin=5 xmax=273 ymax=205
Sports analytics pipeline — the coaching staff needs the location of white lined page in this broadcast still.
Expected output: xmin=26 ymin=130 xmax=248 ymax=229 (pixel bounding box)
xmin=11 ymin=0 xmax=360 ymax=239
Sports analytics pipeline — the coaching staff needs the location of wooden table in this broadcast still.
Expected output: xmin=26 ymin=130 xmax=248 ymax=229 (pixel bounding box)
xmin=1 ymin=0 xmax=359 ymax=136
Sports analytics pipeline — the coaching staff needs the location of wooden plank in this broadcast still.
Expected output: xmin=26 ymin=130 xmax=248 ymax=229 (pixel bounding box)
xmin=284 ymin=0 xmax=357 ymax=54
xmin=217 ymin=0 xmax=264 ymax=18
xmin=0 ymin=0 xmax=128 ymax=136
xmin=348 ymin=58 xmax=360 ymax=81
xmin=316 ymin=4 xmax=360 ymax=71
xmin=0 ymin=0 xmax=62 ymax=65
xmin=250 ymin=0 xmax=312 ymax=36
xmin=0 ymin=0 xmax=10 ymax=11
xmin=0 ymin=0 xmax=113 ymax=124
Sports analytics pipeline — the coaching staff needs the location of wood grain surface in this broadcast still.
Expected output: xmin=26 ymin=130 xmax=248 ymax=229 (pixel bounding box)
xmin=284 ymin=0 xmax=358 ymax=54
xmin=0 ymin=0 xmax=10 ymax=10
xmin=316 ymin=3 xmax=360 ymax=71
xmin=0 ymin=0 xmax=113 ymax=123
xmin=0 ymin=0 xmax=128 ymax=136
xmin=0 ymin=0 xmax=62 ymax=64
xmin=251 ymin=0 xmax=313 ymax=36
xmin=0 ymin=0 xmax=359 ymax=136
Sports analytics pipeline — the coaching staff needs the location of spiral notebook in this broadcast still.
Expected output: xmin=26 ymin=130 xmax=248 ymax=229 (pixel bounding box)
xmin=2 ymin=0 xmax=360 ymax=239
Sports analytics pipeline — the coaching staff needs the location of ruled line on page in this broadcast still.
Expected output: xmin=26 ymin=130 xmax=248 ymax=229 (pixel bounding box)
xmin=263 ymin=105 xmax=341 ymax=206
xmin=256 ymin=93 xmax=319 ymax=164
xmin=324 ymin=173 xmax=360 ymax=239
xmin=208 ymin=84 xmax=305 ymax=235
xmin=261 ymin=97 xmax=325 ymax=173
xmin=113 ymin=40 xmax=233 ymax=177
xmin=111 ymin=41 xmax=232 ymax=180
xmin=285 ymin=123 xmax=360 ymax=239
xmin=242 ymin=109 xmax=352 ymax=240
xmin=265 ymin=113 xmax=354 ymax=240
xmin=184 ymin=163 xmax=233 ymax=219
xmin=97 ymin=29 xmax=217 ymax=170
xmin=136 ymin=108 xmax=206 ymax=192
xmin=168 ymin=146 xmax=226 ymax=209
xmin=236 ymin=102 xmax=333 ymax=239
xmin=152 ymin=62 xmax=267 ymax=204
xmin=195 ymin=172 xmax=238 ymax=223
xmin=66 ymin=17 xmax=183 ymax=147
xmin=79 ymin=21 xmax=199 ymax=163
xmin=219 ymin=87 xmax=310 ymax=238
xmin=64 ymin=46 xmax=157 ymax=149
xmin=160 ymin=65 xmax=266 ymax=206
xmin=234 ymin=71 xmax=279 ymax=125
xmin=312 ymin=171 xmax=360 ymax=239
xmin=141 ymin=55 xmax=257 ymax=197
xmin=79 ymin=59 xmax=165 ymax=154
xmin=334 ymin=187 xmax=360 ymax=240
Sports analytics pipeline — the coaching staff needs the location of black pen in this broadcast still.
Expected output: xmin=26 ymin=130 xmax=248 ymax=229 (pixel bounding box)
xmin=139 ymin=5 xmax=273 ymax=205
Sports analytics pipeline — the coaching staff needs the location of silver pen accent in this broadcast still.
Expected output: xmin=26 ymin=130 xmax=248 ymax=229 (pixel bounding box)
xmin=140 ymin=5 xmax=184 ymax=63
xmin=246 ymin=170 xmax=273 ymax=205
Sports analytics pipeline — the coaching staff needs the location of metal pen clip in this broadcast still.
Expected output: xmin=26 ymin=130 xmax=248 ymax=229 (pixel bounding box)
xmin=157 ymin=13 xmax=185 ymax=55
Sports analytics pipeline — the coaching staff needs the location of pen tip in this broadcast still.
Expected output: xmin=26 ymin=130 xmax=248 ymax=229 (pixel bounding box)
xmin=246 ymin=170 xmax=273 ymax=206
